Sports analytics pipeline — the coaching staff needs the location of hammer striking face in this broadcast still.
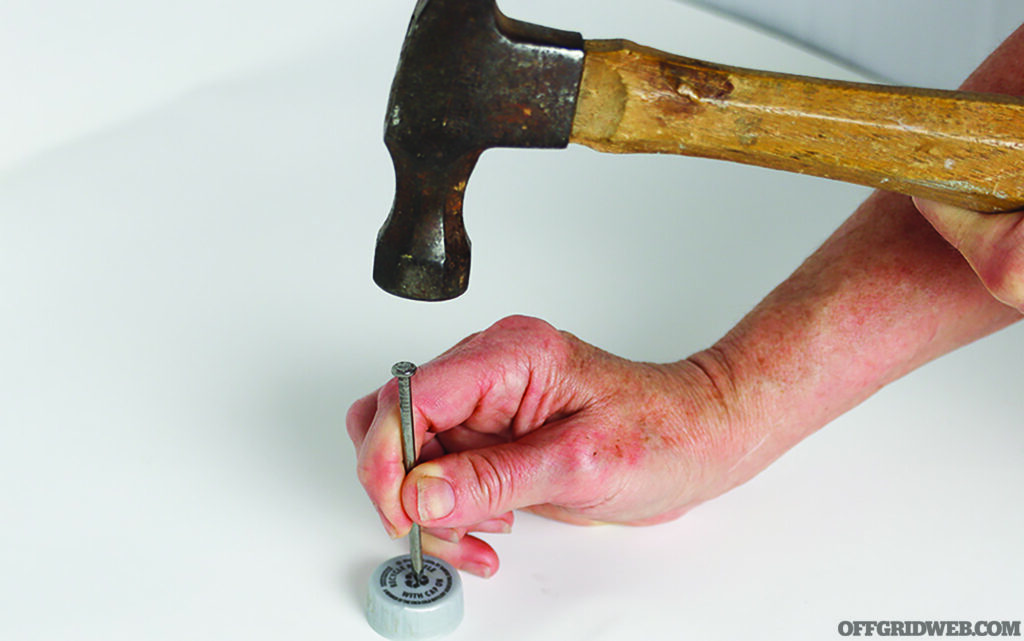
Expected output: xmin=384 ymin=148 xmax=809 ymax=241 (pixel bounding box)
xmin=377 ymin=0 xmax=1024 ymax=301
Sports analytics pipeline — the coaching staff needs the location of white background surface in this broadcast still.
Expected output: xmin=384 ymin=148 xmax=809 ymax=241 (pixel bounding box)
xmin=1 ymin=1 xmax=1021 ymax=640
xmin=687 ymin=0 xmax=1024 ymax=88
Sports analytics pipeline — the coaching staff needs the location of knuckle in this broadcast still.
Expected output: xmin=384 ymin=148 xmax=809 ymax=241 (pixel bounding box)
xmin=555 ymin=429 xmax=607 ymax=490
xmin=976 ymin=244 xmax=1024 ymax=311
xmin=564 ymin=442 xmax=603 ymax=485
xmin=489 ymin=314 xmax=550 ymax=334
xmin=345 ymin=402 xmax=367 ymax=444
xmin=356 ymin=456 xmax=399 ymax=499
xmin=355 ymin=459 xmax=375 ymax=491
xmin=489 ymin=315 xmax=568 ymax=351
xmin=464 ymin=452 xmax=513 ymax=515
xmin=483 ymin=314 xmax=577 ymax=372
xmin=376 ymin=380 xmax=398 ymax=405
xmin=482 ymin=314 xmax=571 ymax=343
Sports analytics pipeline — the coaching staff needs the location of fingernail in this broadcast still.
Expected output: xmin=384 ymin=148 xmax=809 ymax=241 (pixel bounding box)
xmin=375 ymin=506 xmax=400 ymax=539
xmin=463 ymin=562 xmax=493 ymax=578
xmin=417 ymin=476 xmax=455 ymax=522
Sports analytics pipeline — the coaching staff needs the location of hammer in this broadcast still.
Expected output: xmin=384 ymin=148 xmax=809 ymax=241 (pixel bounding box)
xmin=375 ymin=0 xmax=1024 ymax=301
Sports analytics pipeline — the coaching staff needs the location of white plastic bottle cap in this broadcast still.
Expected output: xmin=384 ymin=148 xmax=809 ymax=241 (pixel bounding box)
xmin=365 ymin=554 xmax=463 ymax=640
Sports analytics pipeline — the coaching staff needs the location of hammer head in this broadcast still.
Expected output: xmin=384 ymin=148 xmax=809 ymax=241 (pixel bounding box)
xmin=375 ymin=0 xmax=584 ymax=301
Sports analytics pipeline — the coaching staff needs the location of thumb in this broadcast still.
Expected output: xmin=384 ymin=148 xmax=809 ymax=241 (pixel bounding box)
xmin=913 ymin=197 xmax=1024 ymax=311
xmin=400 ymin=423 xmax=592 ymax=528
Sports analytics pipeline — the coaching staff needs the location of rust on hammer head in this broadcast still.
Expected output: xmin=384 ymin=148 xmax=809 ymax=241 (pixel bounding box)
xmin=375 ymin=0 xmax=585 ymax=301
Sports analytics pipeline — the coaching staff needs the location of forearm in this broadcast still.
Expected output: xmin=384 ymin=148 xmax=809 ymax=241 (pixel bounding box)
xmin=686 ymin=24 xmax=1024 ymax=486
xmin=698 ymin=190 xmax=1020 ymax=484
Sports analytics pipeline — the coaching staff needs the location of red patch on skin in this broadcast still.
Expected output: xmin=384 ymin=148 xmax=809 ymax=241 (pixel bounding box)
xmin=605 ymin=432 xmax=649 ymax=468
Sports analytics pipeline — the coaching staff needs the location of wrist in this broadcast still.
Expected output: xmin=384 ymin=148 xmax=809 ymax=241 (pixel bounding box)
xmin=664 ymin=345 xmax=782 ymax=497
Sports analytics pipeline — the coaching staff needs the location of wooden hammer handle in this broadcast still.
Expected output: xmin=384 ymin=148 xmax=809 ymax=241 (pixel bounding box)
xmin=570 ymin=40 xmax=1024 ymax=212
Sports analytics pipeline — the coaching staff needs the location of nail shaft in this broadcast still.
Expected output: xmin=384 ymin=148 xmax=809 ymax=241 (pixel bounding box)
xmin=391 ymin=361 xmax=423 ymax=576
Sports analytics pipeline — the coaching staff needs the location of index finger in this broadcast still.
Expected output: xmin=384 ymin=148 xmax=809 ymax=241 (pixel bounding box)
xmin=356 ymin=362 xmax=493 ymax=537
xmin=356 ymin=381 xmax=411 ymax=535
